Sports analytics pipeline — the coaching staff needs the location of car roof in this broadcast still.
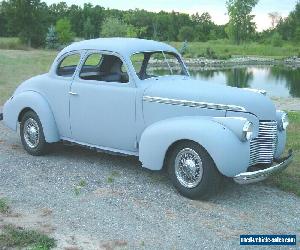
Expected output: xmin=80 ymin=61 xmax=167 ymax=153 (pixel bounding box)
xmin=58 ymin=38 xmax=178 ymax=58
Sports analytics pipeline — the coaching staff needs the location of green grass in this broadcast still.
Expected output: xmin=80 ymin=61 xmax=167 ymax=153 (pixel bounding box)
xmin=74 ymin=179 xmax=87 ymax=196
xmin=107 ymin=171 xmax=120 ymax=183
xmin=0 ymin=49 xmax=57 ymax=105
xmin=0 ymin=225 xmax=56 ymax=250
xmin=0 ymin=198 xmax=10 ymax=214
xmin=170 ymin=40 xmax=300 ymax=59
xmin=267 ymin=112 xmax=300 ymax=196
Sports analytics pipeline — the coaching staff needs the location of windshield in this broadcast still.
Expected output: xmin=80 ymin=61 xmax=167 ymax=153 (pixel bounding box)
xmin=131 ymin=51 xmax=189 ymax=80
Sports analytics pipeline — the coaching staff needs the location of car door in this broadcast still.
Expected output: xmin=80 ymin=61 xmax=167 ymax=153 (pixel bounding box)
xmin=69 ymin=51 xmax=137 ymax=153
xmin=43 ymin=52 xmax=82 ymax=138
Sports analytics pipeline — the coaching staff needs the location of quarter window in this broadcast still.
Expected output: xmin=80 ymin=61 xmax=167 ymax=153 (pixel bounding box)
xmin=57 ymin=53 xmax=81 ymax=77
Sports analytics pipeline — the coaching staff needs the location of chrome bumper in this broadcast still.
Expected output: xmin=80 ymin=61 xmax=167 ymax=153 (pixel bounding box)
xmin=234 ymin=150 xmax=293 ymax=184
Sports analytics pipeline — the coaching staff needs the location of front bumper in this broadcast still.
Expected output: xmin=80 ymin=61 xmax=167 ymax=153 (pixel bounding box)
xmin=233 ymin=150 xmax=293 ymax=184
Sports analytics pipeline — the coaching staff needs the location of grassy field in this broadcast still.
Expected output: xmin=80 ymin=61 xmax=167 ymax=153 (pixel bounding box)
xmin=0 ymin=50 xmax=56 ymax=104
xmin=0 ymin=49 xmax=299 ymax=196
xmin=171 ymin=40 xmax=300 ymax=59
xmin=267 ymin=112 xmax=300 ymax=196
xmin=1 ymin=37 xmax=300 ymax=59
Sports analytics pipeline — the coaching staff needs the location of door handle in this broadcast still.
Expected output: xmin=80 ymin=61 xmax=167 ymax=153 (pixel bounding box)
xmin=69 ymin=91 xmax=78 ymax=96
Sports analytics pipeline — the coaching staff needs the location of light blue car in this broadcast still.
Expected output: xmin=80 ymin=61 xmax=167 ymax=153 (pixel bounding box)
xmin=0 ymin=38 xmax=293 ymax=199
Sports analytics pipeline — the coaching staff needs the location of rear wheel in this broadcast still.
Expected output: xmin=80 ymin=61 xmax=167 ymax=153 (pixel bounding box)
xmin=167 ymin=141 xmax=223 ymax=200
xmin=20 ymin=110 xmax=49 ymax=156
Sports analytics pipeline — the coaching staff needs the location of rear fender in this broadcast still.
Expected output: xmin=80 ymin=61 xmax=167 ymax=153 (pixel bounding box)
xmin=3 ymin=91 xmax=59 ymax=143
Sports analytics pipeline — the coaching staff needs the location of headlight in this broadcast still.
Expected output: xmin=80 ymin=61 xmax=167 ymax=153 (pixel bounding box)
xmin=280 ymin=113 xmax=289 ymax=130
xmin=242 ymin=121 xmax=253 ymax=141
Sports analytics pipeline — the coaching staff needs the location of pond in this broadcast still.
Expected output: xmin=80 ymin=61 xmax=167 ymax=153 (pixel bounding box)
xmin=188 ymin=65 xmax=300 ymax=98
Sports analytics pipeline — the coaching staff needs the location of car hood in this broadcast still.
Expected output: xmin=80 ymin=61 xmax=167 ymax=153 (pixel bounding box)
xmin=143 ymin=77 xmax=276 ymax=120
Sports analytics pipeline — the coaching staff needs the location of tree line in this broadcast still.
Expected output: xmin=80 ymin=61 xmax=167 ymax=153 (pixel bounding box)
xmin=0 ymin=0 xmax=299 ymax=48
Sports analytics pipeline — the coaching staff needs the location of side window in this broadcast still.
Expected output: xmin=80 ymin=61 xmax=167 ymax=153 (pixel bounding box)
xmin=131 ymin=53 xmax=144 ymax=74
xmin=79 ymin=53 xmax=129 ymax=83
xmin=57 ymin=53 xmax=81 ymax=77
xmin=84 ymin=53 xmax=102 ymax=66
xmin=146 ymin=52 xmax=165 ymax=76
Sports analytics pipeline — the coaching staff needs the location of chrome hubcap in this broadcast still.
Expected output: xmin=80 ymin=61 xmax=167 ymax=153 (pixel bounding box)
xmin=24 ymin=118 xmax=40 ymax=148
xmin=175 ymin=148 xmax=203 ymax=188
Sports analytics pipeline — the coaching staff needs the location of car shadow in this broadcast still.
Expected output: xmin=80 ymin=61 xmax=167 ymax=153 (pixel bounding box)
xmin=47 ymin=142 xmax=259 ymax=201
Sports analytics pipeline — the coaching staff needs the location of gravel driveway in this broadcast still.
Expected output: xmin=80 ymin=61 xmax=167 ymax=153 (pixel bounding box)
xmin=0 ymin=122 xmax=299 ymax=250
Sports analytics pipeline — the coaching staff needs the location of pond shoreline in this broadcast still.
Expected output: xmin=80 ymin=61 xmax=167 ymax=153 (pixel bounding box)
xmin=271 ymin=97 xmax=300 ymax=111
xmin=183 ymin=56 xmax=300 ymax=69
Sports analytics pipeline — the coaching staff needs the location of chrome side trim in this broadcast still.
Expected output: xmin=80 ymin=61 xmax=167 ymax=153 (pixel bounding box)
xmin=143 ymin=96 xmax=246 ymax=112
xmin=234 ymin=150 xmax=293 ymax=184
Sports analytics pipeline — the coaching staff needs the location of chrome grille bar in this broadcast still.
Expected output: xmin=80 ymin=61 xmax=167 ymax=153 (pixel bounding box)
xmin=249 ymin=121 xmax=277 ymax=166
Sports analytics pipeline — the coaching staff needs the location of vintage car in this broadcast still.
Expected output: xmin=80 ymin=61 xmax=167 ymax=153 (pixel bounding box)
xmin=0 ymin=38 xmax=293 ymax=199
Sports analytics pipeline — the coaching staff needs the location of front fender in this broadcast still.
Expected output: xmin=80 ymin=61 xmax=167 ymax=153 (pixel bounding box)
xmin=139 ymin=116 xmax=250 ymax=177
xmin=3 ymin=91 xmax=59 ymax=143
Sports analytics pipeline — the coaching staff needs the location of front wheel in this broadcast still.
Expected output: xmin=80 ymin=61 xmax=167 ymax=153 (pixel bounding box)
xmin=167 ymin=141 xmax=223 ymax=200
xmin=20 ymin=110 xmax=49 ymax=156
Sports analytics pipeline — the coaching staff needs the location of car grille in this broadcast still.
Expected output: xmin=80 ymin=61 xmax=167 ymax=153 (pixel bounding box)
xmin=249 ymin=121 xmax=278 ymax=166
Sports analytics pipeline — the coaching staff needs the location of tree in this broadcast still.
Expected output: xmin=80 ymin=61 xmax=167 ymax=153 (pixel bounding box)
xmin=226 ymin=0 xmax=259 ymax=44
xmin=178 ymin=26 xmax=194 ymax=41
xmin=100 ymin=17 xmax=127 ymax=37
xmin=1 ymin=0 xmax=49 ymax=47
xmin=56 ymin=18 xmax=74 ymax=44
xmin=275 ymin=2 xmax=300 ymax=41
xmin=0 ymin=1 xmax=8 ymax=36
xmin=295 ymin=27 xmax=300 ymax=42
xmin=45 ymin=25 xmax=59 ymax=49
xmin=100 ymin=17 xmax=141 ymax=38
xmin=191 ymin=12 xmax=227 ymax=41
xmin=68 ymin=4 xmax=84 ymax=37
xmin=268 ymin=12 xmax=281 ymax=29
xmin=83 ymin=17 xmax=95 ymax=39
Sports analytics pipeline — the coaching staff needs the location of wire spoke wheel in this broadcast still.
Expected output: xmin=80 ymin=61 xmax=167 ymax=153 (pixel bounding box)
xmin=168 ymin=141 xmax=222 ymax=199
xmin=23 ymin=118 xmax=40 ymax=148
xmin=174 ymin=148 xmax=203 ymax=188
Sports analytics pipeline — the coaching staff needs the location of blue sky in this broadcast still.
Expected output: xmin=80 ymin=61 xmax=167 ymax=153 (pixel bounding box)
xmin=45 ymin=0 xmax=298 ymax=31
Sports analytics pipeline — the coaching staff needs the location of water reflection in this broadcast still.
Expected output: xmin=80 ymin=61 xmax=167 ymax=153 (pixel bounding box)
xmin=225 ymin=68 xmax=253 ymax=88
xmin=189 ymin=65 xmax=300 ymax=98
xmin=269 ymin=66 xmax=300 ymax=98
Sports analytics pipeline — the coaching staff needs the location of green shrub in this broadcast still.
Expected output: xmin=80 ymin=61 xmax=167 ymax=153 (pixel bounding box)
xmin=0 ymin=37 xmax=28 ymax=50
xmin=45 ymin=25 xmax=59 ymax=49
xmin=205 ymin=47 xmax=217 ymax=59
xmin=271 ymin=32 xmax=283 ymax=47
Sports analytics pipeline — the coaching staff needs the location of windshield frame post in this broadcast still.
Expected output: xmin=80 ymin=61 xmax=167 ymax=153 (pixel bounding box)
xmin=162 ymin=51 xmax=173 ymax=75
